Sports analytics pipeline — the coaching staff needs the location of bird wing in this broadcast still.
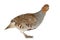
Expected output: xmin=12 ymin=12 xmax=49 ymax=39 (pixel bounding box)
xmin=11 ymin=13 xmax=37 ymax=27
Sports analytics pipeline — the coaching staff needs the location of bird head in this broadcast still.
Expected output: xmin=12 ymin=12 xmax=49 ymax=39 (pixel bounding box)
xmin=41 ymin=4 xmax=49 ymax=13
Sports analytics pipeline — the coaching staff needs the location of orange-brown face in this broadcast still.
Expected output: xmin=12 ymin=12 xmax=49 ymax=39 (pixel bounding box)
xmin=41 ymin=4 xmax=49 ymax=13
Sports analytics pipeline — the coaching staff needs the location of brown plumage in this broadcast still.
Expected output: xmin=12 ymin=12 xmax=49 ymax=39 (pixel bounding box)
xmin=5 ymin=4 xmax=49 ymax=38
xmin=12 ymin=14 xmax=37 ymax=27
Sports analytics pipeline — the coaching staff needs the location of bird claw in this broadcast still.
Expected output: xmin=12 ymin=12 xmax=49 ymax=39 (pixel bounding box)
xmin=23 ymin=33 xmax=33 ymax=38
xmin=25 ymin=35 xmax=33 ymax=38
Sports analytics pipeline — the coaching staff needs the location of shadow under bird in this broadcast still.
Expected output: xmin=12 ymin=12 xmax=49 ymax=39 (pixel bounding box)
xmin=5 ymin=4 xmax=49 ymax=38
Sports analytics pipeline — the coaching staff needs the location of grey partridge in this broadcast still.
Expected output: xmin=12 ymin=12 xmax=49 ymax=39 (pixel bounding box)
xmin=5 ymin=4 xmax=49 ymax=38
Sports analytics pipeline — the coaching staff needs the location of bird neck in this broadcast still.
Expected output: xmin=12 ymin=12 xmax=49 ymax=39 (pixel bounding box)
xmin=35 ymin=10 xmax=46 ymax=17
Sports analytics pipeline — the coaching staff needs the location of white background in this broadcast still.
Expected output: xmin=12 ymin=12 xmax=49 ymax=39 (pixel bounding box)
xmin=0 ymin=0 xmax=60 ymax=40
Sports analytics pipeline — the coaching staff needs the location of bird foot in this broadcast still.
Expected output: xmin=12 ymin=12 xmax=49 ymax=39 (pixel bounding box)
xmin=23 ymin=33 xmax=33 ymax=38
xmin=25 ymin=35 xmax=33 ymax=38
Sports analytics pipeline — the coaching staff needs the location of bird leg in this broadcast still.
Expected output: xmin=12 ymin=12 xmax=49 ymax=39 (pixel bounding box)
xmin=23 ymin=32 xmax=33 ymax=38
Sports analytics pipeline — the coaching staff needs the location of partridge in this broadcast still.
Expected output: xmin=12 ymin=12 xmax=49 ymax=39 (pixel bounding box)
xmin=5 ymin=4 xmax=49 ymax=38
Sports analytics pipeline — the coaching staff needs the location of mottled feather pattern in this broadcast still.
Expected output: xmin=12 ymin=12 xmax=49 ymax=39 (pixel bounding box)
xmin=11 ymin=14 xmax=37 ymax=30
xmin=5 ymin=4 xmax=49 ymax=38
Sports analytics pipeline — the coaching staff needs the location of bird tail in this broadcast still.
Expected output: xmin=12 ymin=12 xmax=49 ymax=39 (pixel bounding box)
xmin=5 ymin=22 xmax=15 ymax=30
xmin=5 ymin=24 xmax=11 ymax=30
